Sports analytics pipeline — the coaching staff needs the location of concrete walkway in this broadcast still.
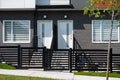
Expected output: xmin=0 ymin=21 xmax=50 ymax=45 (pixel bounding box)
xmin=0 ymin=69 xmax=120 ymax=80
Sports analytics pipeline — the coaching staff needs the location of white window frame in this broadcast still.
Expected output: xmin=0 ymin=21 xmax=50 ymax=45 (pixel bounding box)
xmin=3 ymin=20 xmax=31 ymax=43
xmin=92 ymin=20 xmax=120 ymax=43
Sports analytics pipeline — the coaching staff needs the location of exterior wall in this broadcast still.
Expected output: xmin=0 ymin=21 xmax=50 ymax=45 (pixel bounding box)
xmin=71 ymin=0 xmax=89 ymax=9
xmin=0 ymin=10 xmax=119 ymax=54
xmin=37 ymin=11 xmax=120 ymax=54
xmin=0 ymin=0 xmax=35 ymax=9
xmin=0 ymin=0 xmax=88 ymax=10
xmin=0 ymin=11 xmax=34 ymax=47
xmin=36 ymin=0 xmax=88 ymax=10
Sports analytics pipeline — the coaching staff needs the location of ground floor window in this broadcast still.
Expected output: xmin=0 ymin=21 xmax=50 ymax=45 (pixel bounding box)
xmin=3 ymin=20 xmax=30 ymax=43
xmin=92 ymin=20 xmax=119 ymax=43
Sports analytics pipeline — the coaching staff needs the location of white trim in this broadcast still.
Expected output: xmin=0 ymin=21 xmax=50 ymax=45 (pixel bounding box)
xmin=92 ymin=20 xmax=93 ymax=43
xmin=92 ymin=20 xmax=119 ymax=43
xmin=100 ymin=20 xmax=102 ymax=42
xmin=118 ymin=23 xmax=120 ymax=43
xmin=3 ymin=21 xmax=5 ymax=43
xmin=3 ymin=20 xmax=31 ymax=43
xmin=11 ymin=21 xmax=13 ymax=41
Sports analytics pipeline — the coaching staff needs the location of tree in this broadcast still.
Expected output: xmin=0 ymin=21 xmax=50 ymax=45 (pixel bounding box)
xmin=84 ymin=0 xmax=120 ymax=80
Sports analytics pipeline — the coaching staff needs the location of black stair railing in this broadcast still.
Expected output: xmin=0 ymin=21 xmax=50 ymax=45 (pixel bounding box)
xmin=73 ymin=35 xmax=82 ymax=49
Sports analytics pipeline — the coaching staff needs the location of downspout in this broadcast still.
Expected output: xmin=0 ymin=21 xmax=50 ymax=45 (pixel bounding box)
xmin=33 ymin=8 xmax=38 ymax=48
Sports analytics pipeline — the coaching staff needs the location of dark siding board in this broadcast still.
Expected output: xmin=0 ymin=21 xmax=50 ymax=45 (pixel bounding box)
xmin=37 ymin=11 xmax=120 ymax=54
xmin=71 ymin=0 xmax=89 ymax=9
xmin=0 ymin=11 xmax=34 ymax=47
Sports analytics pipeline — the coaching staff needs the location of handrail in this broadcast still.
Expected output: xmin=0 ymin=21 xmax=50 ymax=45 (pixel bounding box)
xmin=73 ymin=35 xmax=82 ymax=49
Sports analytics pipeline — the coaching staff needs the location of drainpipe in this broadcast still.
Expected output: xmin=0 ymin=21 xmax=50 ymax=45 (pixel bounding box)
xmin=33 ymin=8 xmax=38 ymax=48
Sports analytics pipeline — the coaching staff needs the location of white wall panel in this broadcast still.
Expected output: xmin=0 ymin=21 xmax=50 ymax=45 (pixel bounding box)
xmin=25 ymin=0 xmax=35 ymax=8
xmin=0 ymin=0 xmax=35 ymax=9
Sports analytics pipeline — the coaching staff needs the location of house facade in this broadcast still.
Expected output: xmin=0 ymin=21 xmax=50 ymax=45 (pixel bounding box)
xmin=0 ymin=0 xmax=120 ymax=54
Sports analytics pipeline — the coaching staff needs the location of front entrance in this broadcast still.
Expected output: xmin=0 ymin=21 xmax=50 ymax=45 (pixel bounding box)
xmin=58 ymin=20 xmax=73 ymax=49
xmin=37 ymin=20 xmax=53 ymax=49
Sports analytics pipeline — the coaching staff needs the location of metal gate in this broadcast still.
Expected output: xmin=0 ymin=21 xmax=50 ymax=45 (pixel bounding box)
xmin=45 ymin=49 xmax=70 ymax=70
xmin=21 ymin=47 xmax=44 ymax=68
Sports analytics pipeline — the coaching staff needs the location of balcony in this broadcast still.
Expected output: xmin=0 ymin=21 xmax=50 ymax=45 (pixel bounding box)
xmin=36 ymin=0 xmax=70 ymax=6
xmin=0 ymin=0 xmax=35 ymax=10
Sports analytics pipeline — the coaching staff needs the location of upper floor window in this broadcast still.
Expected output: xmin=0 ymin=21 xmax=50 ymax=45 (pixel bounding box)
xmin=92 ymin=20 xmax=119 ymax=43
xmin=36 ymin=0 xmax=70 ymax=6
xmin=3 ymin=20 xmax=30 ymax=43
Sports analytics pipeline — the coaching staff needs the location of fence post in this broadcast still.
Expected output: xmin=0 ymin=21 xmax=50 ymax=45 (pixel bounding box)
xmin=110 ymin=48 xmax=113 ymax=73
xmin=69 ymin=48 xmax=72 ymax=73
xmin=18 ymin=45 xmax=22 ymax=69
xmin=43 ymin=47 xmax=47 ymax=71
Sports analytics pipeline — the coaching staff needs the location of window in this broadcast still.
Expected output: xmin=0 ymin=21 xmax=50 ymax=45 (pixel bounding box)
xmin=3 ymin=20 xmax=30 ymax=43
xmin=36 ymin=0 xmax=70 ymax=5
xmin=92 ymin=20 xmax=119 ymax=43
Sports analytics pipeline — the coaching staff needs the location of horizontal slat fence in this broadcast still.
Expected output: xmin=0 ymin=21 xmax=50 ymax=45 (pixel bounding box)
xmin=71 ymin=49 xmax=108 ymax=71
xmin=112 ymin=54 xmax=120 ymax=71
xmin=0 ymin=45 xmax=120 ymax=72
xmin=46 ymin=49 xmax=70 ymax=70
xmin=21 ymin=47 xmax=44 ymax=68
xmin=0 ymin=46 xmax=19 ymax=67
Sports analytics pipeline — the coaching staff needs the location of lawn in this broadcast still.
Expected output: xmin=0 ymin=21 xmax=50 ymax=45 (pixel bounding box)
xmin=74 ymin=71 xmax=120 ymax=78
xmin=0 ymin=63 xmax=54 ymax=80
xmin=0 ymin=74 xmax=54 ymax=80
xmin=0 ymin=63 xmax=15 ymax=69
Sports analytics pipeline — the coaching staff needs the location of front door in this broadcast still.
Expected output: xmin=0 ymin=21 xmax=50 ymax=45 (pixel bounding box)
xmin=37 ymin=20 xmax=53 ymax=48
xmin=58 ymin=20 xmax=73 ymax=49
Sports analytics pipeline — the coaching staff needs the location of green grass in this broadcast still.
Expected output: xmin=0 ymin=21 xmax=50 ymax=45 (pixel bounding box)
xmin=74 ymin=72 xmax=120 ymax=78
xmin=0 ymin=74 xmax=54 ymax=80
xmin=0 ymin=63 xmax=16 ymax=69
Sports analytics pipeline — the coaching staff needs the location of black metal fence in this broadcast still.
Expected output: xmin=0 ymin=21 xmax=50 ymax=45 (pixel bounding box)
xmin=0 ymin=46 xmax=18 ymax=67
xmin=45 ymin=49 xmax=70 ymax=70
xmin=71 ymin=49 xmax=109 ymax=72
xmin=0 ymin=45 xmax=120 ymax=72
xmin=21 ymin=47 xmax=44 ymax=68
xmin=112 ymin=54 xmax=120 ymax=71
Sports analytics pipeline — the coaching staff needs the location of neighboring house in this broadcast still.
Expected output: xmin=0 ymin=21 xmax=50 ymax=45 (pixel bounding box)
xmin=0 ymin=0 xmax=119 ymax=54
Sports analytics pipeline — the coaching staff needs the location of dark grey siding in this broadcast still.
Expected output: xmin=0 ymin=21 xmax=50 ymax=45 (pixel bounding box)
xmin=71 ymin=0 xmax=89 ymax=9
xmin=0 ymin=11 xmax=34 ymax=47
xmin=0 ymin=11 xmax=119 ymax=54
xmin=37 ymin=11 xmax=120 ymax=54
